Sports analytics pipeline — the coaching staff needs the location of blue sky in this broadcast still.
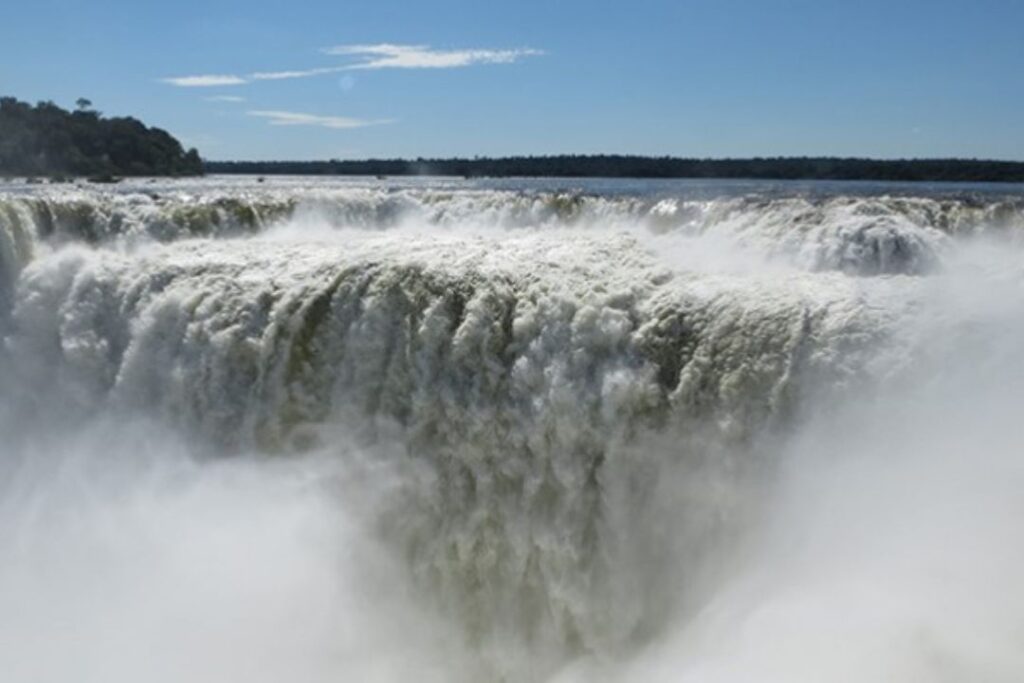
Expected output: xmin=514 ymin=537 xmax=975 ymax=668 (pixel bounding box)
xmin=2 ymin=0 xmax=1022 ymax=160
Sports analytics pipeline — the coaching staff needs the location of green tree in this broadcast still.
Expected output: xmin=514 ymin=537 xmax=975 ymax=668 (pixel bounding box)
xmin=0 ymin=95 xmax=204 ymax=177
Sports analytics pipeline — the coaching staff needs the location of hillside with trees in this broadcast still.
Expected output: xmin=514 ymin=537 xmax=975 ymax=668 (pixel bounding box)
xmin=207 ymin=155 xmax=1024 ymax=183
xmin=0 ymin=96 xmax=202 ymax=178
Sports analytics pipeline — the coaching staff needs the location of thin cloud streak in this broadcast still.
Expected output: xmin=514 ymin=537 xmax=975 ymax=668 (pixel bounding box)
xmin=322 ymin=43 xmax=544 ymax=69
xmin=162 ymin=74 xmax=247 ymax=87
xmin=249 ymin=66 xmax=349 ymax=81
xmin=205 ymin=95 xmax=246 ymax=102
xmin=247 ymin=110 xmax=392 ymax=129
xmin=163 ymin=43 xmax=542 ymax=87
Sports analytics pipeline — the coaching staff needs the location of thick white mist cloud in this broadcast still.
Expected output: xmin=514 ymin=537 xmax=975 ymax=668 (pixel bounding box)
xmin=555 ymin=242 xmax=1024 ymax=683
xmin=3 ymin=180 xmax=1024 ymax=682
xmin=0 ymin=421 xmax=476 ymax=683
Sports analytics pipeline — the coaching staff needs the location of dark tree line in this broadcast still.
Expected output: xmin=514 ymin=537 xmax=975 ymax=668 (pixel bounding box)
xmin=206 ymin=155 xmax=1024 ymax=183
xmin=0 ymin=96 xmax=203 ymax=178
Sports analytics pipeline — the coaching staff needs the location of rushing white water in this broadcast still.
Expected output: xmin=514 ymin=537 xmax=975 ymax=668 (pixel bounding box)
xmin=1 ymin=176 xmax=1023 ymax=682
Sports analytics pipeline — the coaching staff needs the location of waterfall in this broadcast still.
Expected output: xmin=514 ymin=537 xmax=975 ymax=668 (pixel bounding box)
xmin=1 ymin=177 xmax=1022 ymax=682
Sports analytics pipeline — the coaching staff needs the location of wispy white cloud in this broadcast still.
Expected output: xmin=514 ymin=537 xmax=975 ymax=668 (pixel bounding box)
xmin=322 ymin=43 xmax=544 ymax=69
xmin=249 ymin=66 xmax=349 ymax=81
xmin=247 ymin=110 xmax=391 ymax=129
xmin=205 ymin=95 xmax=246 ymax=102
xmin=162 ymin=74 xmax=247 ymax=87
xmin=164 ymin=43 xmax=541 ymax=88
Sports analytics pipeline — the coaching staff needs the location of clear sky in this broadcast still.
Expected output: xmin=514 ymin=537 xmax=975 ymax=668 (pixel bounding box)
xmin=2 ymin=0 xmax=1022 ymax=161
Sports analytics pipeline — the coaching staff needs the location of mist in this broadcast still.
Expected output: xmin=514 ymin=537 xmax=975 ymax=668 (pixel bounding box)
xmin=1 ymin=179 xmax=1023 ymax=682
xmin=560 ymin=240 xmax=1024 ymax=682
xmin=0 ymin=417 xmax=487 ymax=683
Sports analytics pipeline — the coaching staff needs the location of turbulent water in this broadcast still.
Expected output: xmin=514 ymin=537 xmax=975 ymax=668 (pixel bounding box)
xmin=1 ymin=175 xmax=1023 ymax=682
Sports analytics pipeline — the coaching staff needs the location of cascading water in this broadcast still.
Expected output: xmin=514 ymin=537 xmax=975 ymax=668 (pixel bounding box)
xmin=1 ymin=176 xmax=1023 ymax=682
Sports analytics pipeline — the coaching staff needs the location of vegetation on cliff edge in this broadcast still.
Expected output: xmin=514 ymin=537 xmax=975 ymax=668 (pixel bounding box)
xmin=0 ymin=96 xmax=202 ymax=178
